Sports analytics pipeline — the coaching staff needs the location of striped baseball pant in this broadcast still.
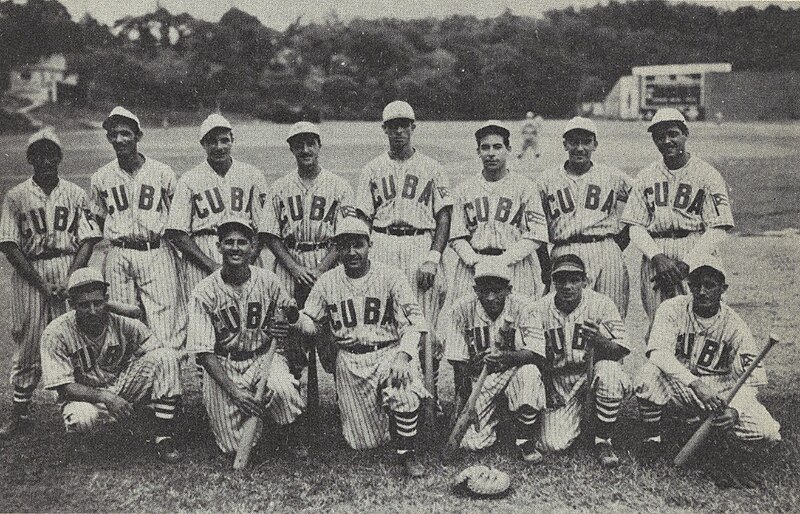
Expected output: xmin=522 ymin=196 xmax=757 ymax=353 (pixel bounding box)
xmin=640 ymin=233 xmax=701 ymax=323
xmin=61 ymin=348 xmax=182 ymax=433
xmin=635 ymin=361 xmax=781 ymax=442
xmin=202 ymin=351 xmax=305 ymax=454
xmin=179 ymin=234 xmax=221 ymax=302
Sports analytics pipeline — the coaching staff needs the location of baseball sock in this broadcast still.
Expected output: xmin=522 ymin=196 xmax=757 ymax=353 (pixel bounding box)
xmin=152 ymin=396 xmax=179 ymax=440
xmin=390 ymin=410 xmax=418 ymax=455
xmin=594 ymin=394 xmax=622 ymax=441
xmin=514 ymin=406 xmax=539 ymax=447
xmin=12 ymin=386 xmax=34 ymax=418
xmin=638 ymin=400 xmax=662 ymax=441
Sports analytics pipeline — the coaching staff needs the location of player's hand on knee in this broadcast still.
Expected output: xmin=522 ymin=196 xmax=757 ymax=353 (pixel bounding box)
xmin=101 ymin=392 xmax=134 ymax=421
xmin=232 ymin=388 xmax=266 ymax=418
xmin=651 ymin=254 xmax=684 ymax=285
xmin=483 ymin=350 xmax=512 ymax=374
xmin=689 ymin=380 xmax=725 ymax=412
xmin=291 ymin=264 xmax=317 ymax=288
xmin=388 ymin=352 xmax=414 ymax=388
xmin=267 ymin=318 xmax=291 ymax=341
xmin=416 ymin=261 xmax=438 ymax=291
xmin=675 ymin=260 xmax=690 ymax=279
xmin=712 ymin=407 xmax=739 ymax=432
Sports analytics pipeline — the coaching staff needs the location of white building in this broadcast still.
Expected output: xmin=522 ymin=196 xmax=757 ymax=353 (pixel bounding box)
xmin=5 ymin=54 xmax=78 ymax=108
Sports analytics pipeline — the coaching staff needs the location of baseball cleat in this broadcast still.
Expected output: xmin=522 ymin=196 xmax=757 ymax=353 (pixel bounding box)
xmin=155 ymin=437 xmax=183 ymax=464
xmin=595 ymin=441 xmax=620 ymax=468
xmin=518 ymin=440 xmax=544 ymax=464
xmin=399 ymin=452 xmax=426 ymax=478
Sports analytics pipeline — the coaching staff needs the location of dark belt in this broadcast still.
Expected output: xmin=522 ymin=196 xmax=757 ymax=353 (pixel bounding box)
xmin=111 ymin=239 xmax=161 ymax=251
xmin=555 ymin=234 xmax=614 ymax=245
xmin=651 ymin=229 xmax=694 ymax=239
xmin=286 ymin=240 xmax=330 ymax=252
xmin=341 ymin=340 xmax=395 ymax=354
xmin=192 ymin=228 xmax=217 ymax=238
xmin=215 ymin=346 xmax=266 ymax=362
xmin=373 ymin=225 xmax=430 ymax=237
xmin=29 ymin=249 xmax=72 ymax=261
xmin=475 ymin=247 xmax=506 ymax=256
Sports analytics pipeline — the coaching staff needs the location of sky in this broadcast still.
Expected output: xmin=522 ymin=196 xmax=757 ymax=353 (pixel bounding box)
xmin=47 ymin=0 xmax=800 ymax=29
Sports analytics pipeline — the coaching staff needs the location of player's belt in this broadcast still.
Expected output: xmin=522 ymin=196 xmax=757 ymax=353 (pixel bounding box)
xmin=650 ymin=229 xmax=693 ymax=239
xmin=29 ymin=249 xmax=72 ymax=261
xmin=111 ymin=239 xmax=162 ymax=251
xmin=214 ymin=345 xmax=265 ymax=362
xmin=372 ymin=225 xmax=430 ymax=237
xmin=285 ymin=238 xmax=330 ymax=252
xmin=475 ymin=248 xmax=506 ymax=256
xmin=341 ymin=340 xmax=395 ymax=354
xmin=555 ymin=234 xmax=614 ymax=245
xmin=192 ymin=228 xmax=217 ymax=237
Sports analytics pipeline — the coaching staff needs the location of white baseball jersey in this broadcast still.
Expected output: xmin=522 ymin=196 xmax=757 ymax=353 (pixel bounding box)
xmin=90 ymin=157 xmax=176 ymax=241
xmin=646 ymin=295 xmax=767 ymax=388
xmin=167 ymin=159 xmax=265 ymax=235
xmin=621 ymin=156 xmax=734 ymax=233
xmin=354 ymin=151 xmax=452 ymax=229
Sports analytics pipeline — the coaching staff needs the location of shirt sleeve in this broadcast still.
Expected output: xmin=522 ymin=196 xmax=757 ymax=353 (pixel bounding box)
xmin=519 ymin=302 xmax=546 ymax=359
xmin=431 ymin=164 xmax=454 ymax=216
xmin=703 ymin=167 xmax=735 ymax=229
xmin=303 ymin=279 xmax=329 ymax=323
xmin=440 ymin=304 xmax=469 ymax=362
xmin=730 ymin=314 xmax=767 ymax=387
xmin=620 ymin=176 xmax=652 ymax=227
xmin=119 ymin=316 xmax=153 ymax=352
xmin=41 ymin=329 xmax=75 ymax=390
xmin=89 ymin=174 xmax=108 ymax=219
xmin=75 ymin=190 xmax=102 ymax=243
xmin=0 ymin=192 xmax=21 ymax=245
xmin=521 ymin=180 xmax=549 ymax=243
xmin=166 ymin=177 xmax=193 ymax=233
xmin=645 ymin=301 xmax=681 ymax=357
xmin=391 ymin=273 xmax=426 ymax=337
xmin=353 ymin=164 xmax=377 ymax=220
xmin=599 ymin=296 xmax=628 ymax=351
xmin=256 ymin=186 xmax=283 ymax=237
xmin=448 ymin=187 xmax=470 ymax=240
xmin=186 ymin=290 xmax=216 ymax=354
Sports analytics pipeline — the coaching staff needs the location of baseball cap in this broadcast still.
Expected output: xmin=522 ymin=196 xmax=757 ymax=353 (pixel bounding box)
xmin=648 ymin=108 xmax=687 ymax=133
xmin=382 ymin=101 xmax=415 ymax=123
xmin=286 ymin=121 xmax=321 ymax=143
xmin=27 ymin=127 xmax=61 ymax=150
xmin=102 ymin=106 xmax=141 ymax=133
xmin=475 ymin=120 xmax=511 ymax=142
xmin=217 ymin=216 xmax=254 ymax=239
xmin=563 ymin=116 xmax=597 ymax=137
xmin=474 ymin=258 xmax=511 ymax=282
xmin=67 ymin=267 xmax=108 ymax=293
xmin=334 ymin=215 xmax=371 ymax=240
xmin=199 ymin=113 xmax=232 ymax=142
xmin=551 ymin=254 xmax=586 ymax=276
xmin=688 ymin=254 xmax=727 ymax=282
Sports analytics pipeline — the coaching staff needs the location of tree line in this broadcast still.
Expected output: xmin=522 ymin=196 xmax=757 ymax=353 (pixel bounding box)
xmin=1 ymin=0 xmax=798 ymax=121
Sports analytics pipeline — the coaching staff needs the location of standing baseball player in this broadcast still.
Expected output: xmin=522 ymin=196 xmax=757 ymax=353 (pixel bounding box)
xmin=537 ymin=117 xmax=632 ymax=317
xmin=39 ymin=267 xmax=183 ymax=463
xmin=622 ymin=108 xmax=734 ymax=323
xmin=166 ymin=113 xmax=266 ymax=305
xmin=91 ymin=106 xmax=185 ymax=350
xmin=450 ymin=121 xmax=549 ymax=305
xmin=353 ymin=100 xmax=451 ymax=406
xmin=635 ymin=256 xmax=781 ymax=461
xmin=0 ymin=128 xmax=102 ymax=440
xmin=518 ymin=111 xmax=543 ymax=160
xmin=188 ymin=218 xmax=306 ymax=457
xmin=439 ymin=259 xmax=547 ymax=462
xmin=290 ymin=215 xmax=430 ymax=477
xmin=521 ymin=254 xmax=631 ymax=467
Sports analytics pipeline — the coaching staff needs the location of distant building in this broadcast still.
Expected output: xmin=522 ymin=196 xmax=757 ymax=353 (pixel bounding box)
xmin=5 ymin=54 xmax=78 ymax=108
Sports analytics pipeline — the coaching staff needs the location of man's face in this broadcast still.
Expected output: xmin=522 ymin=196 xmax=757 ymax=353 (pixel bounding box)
xmin=27 ymin=141 xmax=62 ymax=179
xmin=289 ymin=135 xmax=321 ymax=169
xmin=563 ymin=130 xmax=597 ymax=168
xmin=202 ymin=129 xmax=233 ymax=165
xmin=72 ymin=287 xmax=109 ymax=333
xmin=217 ymin=229 xmax=253 ymax=267
xmin=474 ymin=278 xmax=512 ymax=319
xmin=553 ymin=271 xmax=587 ymax=304
xmin=336 ymin=235 xmax=370 ymax=274
xmin=688 ymin=271 xmax=727 ymax=311
xmin=382 ymin=118 xmax=415 ymax=150
xmin=477 ymin=134 xmax=509 ymax=173
xmin=651 ymin=122 xmax=688 ymax=161
xmin=105 ymin=119 xmax=141 ymax=159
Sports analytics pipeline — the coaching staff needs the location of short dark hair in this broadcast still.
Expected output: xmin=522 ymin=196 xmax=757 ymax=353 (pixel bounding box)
xmin=475 ymin=127 xmax=510 ymax=147
xmin=688 ymin=266 xmax=725 ymax=285
xmin=287 ymin=133 xmax=321 ymax=147
xmin=26 ymin=140 xmax=62 ymax=160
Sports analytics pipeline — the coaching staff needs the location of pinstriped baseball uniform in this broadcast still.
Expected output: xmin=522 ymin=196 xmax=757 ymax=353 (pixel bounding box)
xmin=450 ymin=171 xmax=548 ymax=303
xmin=91 ymin=157 xmax=185 ymax=350
xmin=439 ymin=293 xmax=546 ymax=450
xmin=354 ymin=151 xmax=452 ymax=338
xmin=167 ymin=158 xmax=265 ymax=300
xmin=0 ymin=178 xmax=100 ymax=404
xmin=522 ymin=290 xmax=631 ymax=452
xmin=40 ymin=311 xmax=182 ymax=433
xmin=635 ymin=296 xmax=780 ymax=442
xmin=621 ymin=157 xmax=734 ymax=320
xmin=255 ymin=167 xmax=352 ymax=298
xmin=187 ymin=266 xmax=304 ymax=454
xmin=538 ymin=163 xmax=632 ymax=317
xmin=302 ymin=262 xmax=429 ymax=450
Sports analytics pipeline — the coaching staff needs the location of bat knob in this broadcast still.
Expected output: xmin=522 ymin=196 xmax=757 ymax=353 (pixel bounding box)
xmin=282 ymin=306 xmax=300 ymax=324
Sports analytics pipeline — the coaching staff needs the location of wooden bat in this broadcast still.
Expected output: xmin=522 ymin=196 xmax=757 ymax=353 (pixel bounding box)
xmin=673 ymin=334 xmax=779 ymax=467
xmin=446 ymin=365 xmax=489 ymax=452
xmin=422 ymin=333 xmax=436 ymax=428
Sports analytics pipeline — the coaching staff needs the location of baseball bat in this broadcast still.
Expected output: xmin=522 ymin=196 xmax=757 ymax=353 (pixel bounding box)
xmin=673 ymin=334 xmax=779 ymax=467
xmin=446 ymin=365 xmax=489 ymax=452
xmin=423 ymin=333 xmax=436 ymax=427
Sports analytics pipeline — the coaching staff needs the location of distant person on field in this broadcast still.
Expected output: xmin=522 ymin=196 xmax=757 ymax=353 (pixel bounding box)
xmin=518 ymin=111 xmax=543 ymax=160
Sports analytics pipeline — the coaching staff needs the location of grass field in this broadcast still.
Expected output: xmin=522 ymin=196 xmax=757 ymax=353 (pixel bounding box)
xmin=1 ymin=119 xmax=799 ymax=512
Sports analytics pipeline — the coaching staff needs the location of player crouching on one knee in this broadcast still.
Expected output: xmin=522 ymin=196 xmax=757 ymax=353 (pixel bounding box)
xmin=290 ymin=214 xmax=430 ymax=478
xmin=521 ymin=254 xmax=632 ymax=468
xmin=40 ymin=268 xmax=183 ymax=463
xmin=188 ymin=218 xmax=306 ymax=458
xmin=635 ymin=256 xmax=781 ymax=457
xmin=440 ymin=258 xmax=548 ymax=463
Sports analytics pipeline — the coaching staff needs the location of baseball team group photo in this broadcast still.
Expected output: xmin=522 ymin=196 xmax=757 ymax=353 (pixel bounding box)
xmin=1 ymin=0 xmax=799 ymax=512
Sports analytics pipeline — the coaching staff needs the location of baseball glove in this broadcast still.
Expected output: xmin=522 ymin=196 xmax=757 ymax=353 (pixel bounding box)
xmin=452 ymin=465 xmax=511 ymax=498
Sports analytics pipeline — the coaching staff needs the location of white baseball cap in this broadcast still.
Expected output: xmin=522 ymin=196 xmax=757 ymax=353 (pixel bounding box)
xmin=475 ymin=120 xmax=511 ymax=141
xmin=334 ymin=215 xmax=371 ymax=240
xmin=286 ymin=121 xmax=321 ymax=143
xmin=67 ymin=267 xmax=108 ymax=292
xmin=688 ymin=254 xmax=727 ymax=281
xmin=648 ymin=108 xmax=687 ymax=133
xmin=102 ymin=106 xmax=141 ymax=133
xmin=199 ymin=113 xmax=232 ymax=142
xmin=27 ymin=127 xmax=61 ymax=150
xmin=382 ymin=101 xmax=415 ymax=123
xmin=474 ymin=258 xmax=511 ymax=282
xmin=563 ymin=116 xmax=597 ymax=137
xmin=217 ymin=214 xmax=254 ymax=239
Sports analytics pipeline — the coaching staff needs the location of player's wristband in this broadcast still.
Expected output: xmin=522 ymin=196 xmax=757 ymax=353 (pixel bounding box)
xmin=425 ymin=250 xmax=442 ymax=264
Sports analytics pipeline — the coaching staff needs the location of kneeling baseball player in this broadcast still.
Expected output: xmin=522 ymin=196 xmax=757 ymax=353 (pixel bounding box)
xmin=187 ymin=218 xmax=306 ymax=458
xmin=290 ymin=214 xmax=430 ymax=477
xmin=521 ymin=254 xmax=631 ymax=467
xmin=439 ymin=259 xmax=547 ymax=462
xmin=40 ymin=268 xmax=183 ymax=463
xmin=635 ymin=256 xmax=780 ymax=481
